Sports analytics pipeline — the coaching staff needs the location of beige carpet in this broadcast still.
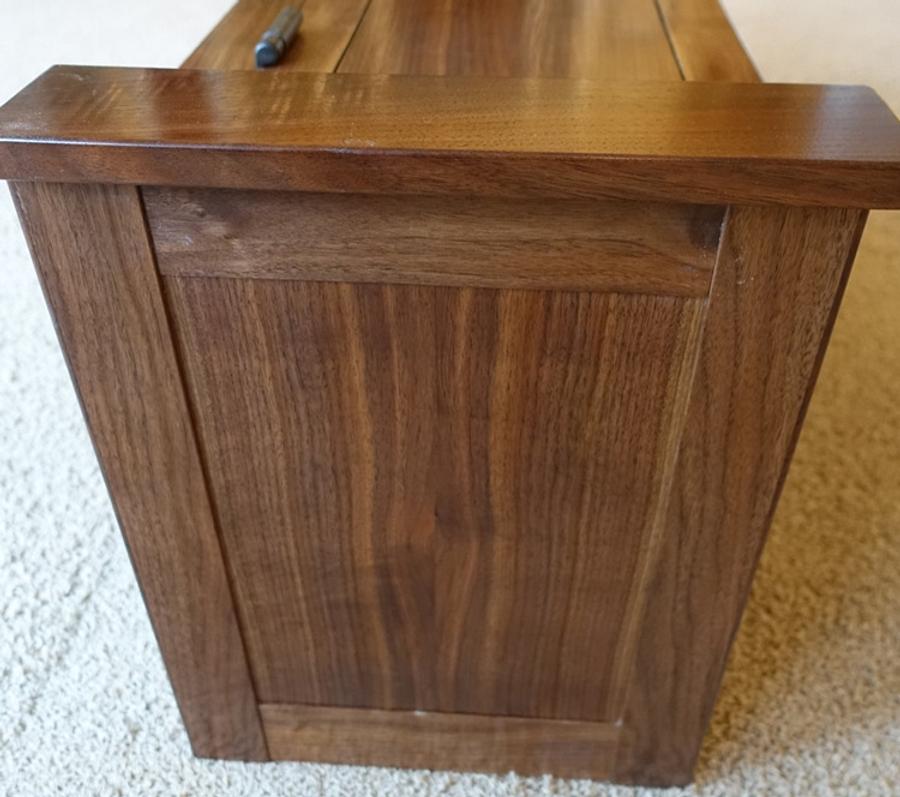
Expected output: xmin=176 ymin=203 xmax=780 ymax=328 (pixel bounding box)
xmin=0 ymin=1 xmax=897 ymax=794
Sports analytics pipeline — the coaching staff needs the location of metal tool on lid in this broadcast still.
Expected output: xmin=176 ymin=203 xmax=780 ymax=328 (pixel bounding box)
xmin=255 ymin=3 xmax=305 ymax=68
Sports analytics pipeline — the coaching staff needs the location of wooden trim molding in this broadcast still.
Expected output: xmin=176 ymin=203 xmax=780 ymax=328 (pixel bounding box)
xmin=0 ymin=67 xmax=898 ymax=207
xmin=143 ymin=188 xmax=724 ymax=297
xmin=260 ymin=703 xmax=622 ymax=779
xmin=9 ymin=181 xmax=268 ymax=761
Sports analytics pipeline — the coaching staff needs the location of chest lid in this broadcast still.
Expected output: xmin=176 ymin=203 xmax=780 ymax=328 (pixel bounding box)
xmin=184 ymin=0 xmax=756 ymax=83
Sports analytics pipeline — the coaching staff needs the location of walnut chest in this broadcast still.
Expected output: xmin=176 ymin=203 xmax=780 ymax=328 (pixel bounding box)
xmin=1 ymin=0 xmax=898 ymax=786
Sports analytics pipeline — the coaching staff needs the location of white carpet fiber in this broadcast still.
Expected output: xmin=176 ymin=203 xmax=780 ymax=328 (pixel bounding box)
xmin=1 ymin=1 xmax=898 ymax=794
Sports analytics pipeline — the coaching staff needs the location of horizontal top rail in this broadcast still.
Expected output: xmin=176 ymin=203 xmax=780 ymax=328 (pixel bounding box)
xmin=0 ymin=66 xmax=898 ymax=207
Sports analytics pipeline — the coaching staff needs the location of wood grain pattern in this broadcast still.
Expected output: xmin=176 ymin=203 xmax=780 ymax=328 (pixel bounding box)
xmin=182 ymin=0 xmax=371 ymax=72
xmin=144 ymin=188 xmax=723 ymax=296
xmin=162 ymin=277 xmax=707 ymax=721
xmin=9 ymin=181 xmax=267 ymax=761
xmin=655 ymin=0 xmax=760 ymax=81
xmin=613 ymin=206 xmax=868 ymax=785
xmin=1 ymin=67 xmax=898 ymax=207
xmin=4 ymin=0 xmax=886 ymax=783
xmin=260 ymin=703 xmax=622 ymax=778
xmin=337 ymin=0 xmax=681 ymax=80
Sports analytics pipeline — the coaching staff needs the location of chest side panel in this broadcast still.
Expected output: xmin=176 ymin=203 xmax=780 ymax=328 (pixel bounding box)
xmin=153 ymin=189 xmax=719 ymax=721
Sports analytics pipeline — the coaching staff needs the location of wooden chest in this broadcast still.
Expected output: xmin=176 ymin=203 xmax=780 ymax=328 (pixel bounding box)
xmin=1 ymin=0 xmax=898 ymax=786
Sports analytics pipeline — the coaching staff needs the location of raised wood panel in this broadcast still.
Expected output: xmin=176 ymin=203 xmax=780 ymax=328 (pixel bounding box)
xmin=144 ymin=188 xmax=723 ymax=297
xmin=260 ymin=703 xmax=622 ymax=779
xmin=9 ymin=182 xmax=267 ymax=761
xmin=162 ymin=277 xmax=707 ymax=721
xmin=614 ymin=206 xmax=868 ymax=785
xmin=337 ymin=0 xmax=681 ymax=80
xmin=182 ymin=0 xmax=371 ymax=72
xmin=2 ymin=68 xmax=899 ymax=208
xmin=655 ymin=0 xmax=760 ymax=82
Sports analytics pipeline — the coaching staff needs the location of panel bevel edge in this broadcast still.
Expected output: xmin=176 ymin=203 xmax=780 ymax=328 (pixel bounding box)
xmin=603 ymin=298 xmax=716 ymax=720
xmin=135 ymin=183 xmax=273 ymax=760
xmin=604 ymin=203 xmax=728 ymax=722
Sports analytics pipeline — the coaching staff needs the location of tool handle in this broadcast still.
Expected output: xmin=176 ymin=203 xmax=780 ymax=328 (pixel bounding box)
xmin=255 ymin=5 xmax=304 ymax=68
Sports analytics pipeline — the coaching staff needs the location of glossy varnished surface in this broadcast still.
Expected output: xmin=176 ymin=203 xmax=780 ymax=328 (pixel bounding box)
xmin=656 ymin=0 xmax=760 ymax=81
xmin=336 ymin=0 xmax=681 ymax=80
xmin=182 ymin=0 xmax=370 ymax=72
xmin=0 ymin=67 xmax=898 ymax=206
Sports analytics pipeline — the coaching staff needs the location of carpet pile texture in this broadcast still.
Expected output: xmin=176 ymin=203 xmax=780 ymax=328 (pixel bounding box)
xmin=1 ymin=1 xmax=897 ymax=794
